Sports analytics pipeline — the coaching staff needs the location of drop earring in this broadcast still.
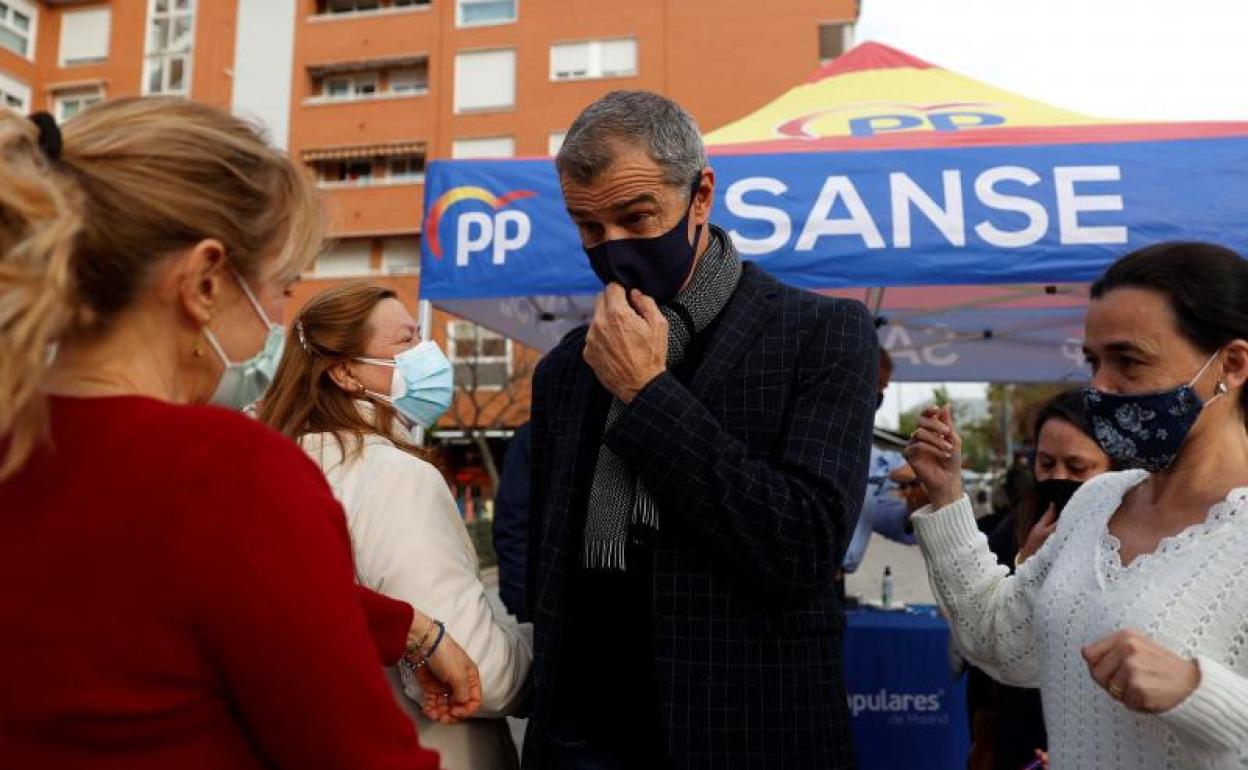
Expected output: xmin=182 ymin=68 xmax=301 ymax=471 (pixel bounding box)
xmin=1216 ymin=381 xmax=1229 ymax=396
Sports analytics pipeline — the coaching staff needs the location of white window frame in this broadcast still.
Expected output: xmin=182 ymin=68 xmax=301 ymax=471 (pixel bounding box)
xmin=453 ymin=48 xmax=516 ymax=114
xmin=447 ymin=320 xmax=513 ymax=391
xmin=550 ymin=38 xmax=637 ymax=82
xmin=0 ymin=0 xmax=37 ymax=60
xmin=53 ymin=86 xmax=104 ymax=122
xmin=142 ymin=0 xmax=196 ymax=97
xmin=388 ymin=66 xmax=428 ymax=96
xmin=455 ymin=0 xmax=517 ymax=29
xmin=548 ymin=131 xmax=566 ymax=156
xmin=818 ymin=20 xmax=855 ymax=64
xmin=388 ymin=155 xmax=425 ymax=183
xmin=58 ymin=7 xmax=111 ymax=67
xmin=451 ymin=135 xmax=515 ymax=159
xmin=0 ymin=71 xmax=30 ymax=112
xmin=322 ymin=72 xmax=379 ymax=100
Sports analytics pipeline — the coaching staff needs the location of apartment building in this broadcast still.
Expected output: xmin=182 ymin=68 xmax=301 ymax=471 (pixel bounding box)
xmin=1 ymin=0 xmax=857 ymax=496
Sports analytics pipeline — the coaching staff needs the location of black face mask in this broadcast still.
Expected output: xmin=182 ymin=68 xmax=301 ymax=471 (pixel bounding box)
xmin=584 ymin=176 xmax=703 ymax=305
xmin=1034 ymin=478 xmax=1083 ymax=519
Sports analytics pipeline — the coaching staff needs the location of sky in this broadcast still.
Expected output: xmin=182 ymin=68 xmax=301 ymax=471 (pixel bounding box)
xmin=857 ymin=0 xmax=1248 ymax=429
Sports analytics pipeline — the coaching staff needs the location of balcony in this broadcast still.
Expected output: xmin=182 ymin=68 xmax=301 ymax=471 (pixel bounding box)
xmin=291 ymin=93 xmax=434 ymax=149
xmin=321 ymin=183 xmax=425 ymax=237
xmin=300 ymin=1 xmax=436 ymax=66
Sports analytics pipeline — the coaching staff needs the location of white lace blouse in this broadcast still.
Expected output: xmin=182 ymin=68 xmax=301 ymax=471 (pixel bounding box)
xmin=913 ymin=470 xmax=1248 ymax=770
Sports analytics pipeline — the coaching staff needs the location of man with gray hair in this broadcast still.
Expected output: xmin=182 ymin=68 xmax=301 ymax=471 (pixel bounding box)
xmin=525 ymin=91 xmax=878 ymax=769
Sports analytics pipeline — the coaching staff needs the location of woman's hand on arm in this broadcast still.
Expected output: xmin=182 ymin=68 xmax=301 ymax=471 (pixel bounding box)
xmin=406 ymin=610 xmax=483 ymax=723
xmin=904 ymin=405 xmax=964 ymax=509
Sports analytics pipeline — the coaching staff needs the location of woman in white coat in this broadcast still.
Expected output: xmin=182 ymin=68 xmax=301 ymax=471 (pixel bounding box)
xmin=261 ymin=283 xmax=532 ymax=770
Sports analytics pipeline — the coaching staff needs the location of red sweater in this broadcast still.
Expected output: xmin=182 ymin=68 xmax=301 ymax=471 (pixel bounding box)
xmin=0 ymin=396 xmax=440 ymax=770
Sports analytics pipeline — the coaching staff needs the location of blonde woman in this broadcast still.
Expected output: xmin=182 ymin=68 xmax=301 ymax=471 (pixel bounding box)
xmin=0 ymin=102 xmax=485 ymax=768
xmin=261 ymin=283 xmax=532 ymax=770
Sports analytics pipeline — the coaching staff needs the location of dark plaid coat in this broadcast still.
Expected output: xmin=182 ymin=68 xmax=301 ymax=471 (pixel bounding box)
xmin=524 ymin=262 xmax=878 ymax=770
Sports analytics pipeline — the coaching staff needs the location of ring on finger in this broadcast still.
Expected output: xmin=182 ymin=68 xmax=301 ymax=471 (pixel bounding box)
xmin=1108 ymin=683 xmax=1124 ymax=700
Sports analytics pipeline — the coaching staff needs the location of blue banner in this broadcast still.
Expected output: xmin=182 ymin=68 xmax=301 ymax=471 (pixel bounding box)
xmin=844 ymin=606 xmax=970 ymax=770
xmin=420 ymin=137 xmax=1248 ymax=300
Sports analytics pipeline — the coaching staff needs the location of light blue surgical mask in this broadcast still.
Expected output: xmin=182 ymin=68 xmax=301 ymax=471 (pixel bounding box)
xmin=355 ymin=341 xmax=455 ymax=430
xmin=203 ymin=272 xmax=285 ymax=410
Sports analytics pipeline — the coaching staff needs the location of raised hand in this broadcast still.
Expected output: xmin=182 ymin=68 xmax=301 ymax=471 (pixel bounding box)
xmin=583 ymin=284 xmax=668 ymax=403
xmin=1018 ymin=505 xmax=1059 ymax=564
xmin=903 ymin=404 xmax=964 ymax=508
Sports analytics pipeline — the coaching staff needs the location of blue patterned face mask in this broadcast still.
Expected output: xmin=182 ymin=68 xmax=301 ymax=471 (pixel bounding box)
xmin=1083 ymin=352 xmax=1225 ymax=473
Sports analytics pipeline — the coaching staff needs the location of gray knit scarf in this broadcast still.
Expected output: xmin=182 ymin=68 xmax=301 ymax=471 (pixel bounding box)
xmin=582 ymin=225 xmax=743 ymax=571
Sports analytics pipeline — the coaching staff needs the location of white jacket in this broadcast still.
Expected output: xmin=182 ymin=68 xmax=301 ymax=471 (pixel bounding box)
xmin=300 ymin=430 xmax=533 ymax=770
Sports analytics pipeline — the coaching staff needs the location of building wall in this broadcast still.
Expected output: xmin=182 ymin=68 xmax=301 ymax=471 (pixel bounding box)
xmin=1 ymin=1 xmax=237 ymax=116
xmin=1 ymin=0 xmax=857 ymax=435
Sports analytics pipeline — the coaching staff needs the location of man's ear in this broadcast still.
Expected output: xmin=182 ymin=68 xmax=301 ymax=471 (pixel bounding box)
xmin=692 ymin=166 xmax=715 ymax=226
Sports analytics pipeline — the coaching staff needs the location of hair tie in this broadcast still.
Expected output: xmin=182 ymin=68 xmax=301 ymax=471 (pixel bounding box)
xmin=28 ymin=112 xmax=63 ymax=162
xmin=295 ymin=319 xmax=314 ymax=356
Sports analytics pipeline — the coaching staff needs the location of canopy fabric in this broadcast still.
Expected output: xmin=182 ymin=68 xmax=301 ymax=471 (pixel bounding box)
xmin=419 ymin=43 xmax=1248 ymax=382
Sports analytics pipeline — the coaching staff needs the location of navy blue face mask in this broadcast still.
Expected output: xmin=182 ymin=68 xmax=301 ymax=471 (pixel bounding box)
xmin=584 ymin=176 xmax=703 ymax=305
xmin=1082 ymin=352 xmax=1225 ymax=473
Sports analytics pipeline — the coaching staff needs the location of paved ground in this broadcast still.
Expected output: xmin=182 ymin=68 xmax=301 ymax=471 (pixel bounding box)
xmin=845 ymin=534 xmax=937 ymax=607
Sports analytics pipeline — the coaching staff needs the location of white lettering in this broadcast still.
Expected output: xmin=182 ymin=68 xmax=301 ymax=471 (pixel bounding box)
xmin=455 ymin=211 xmax=494 ymax=266
xmin=1054 ymin=165 xmax=1128 ymax=245
xmin=492 ymin=210 xmax=531 ymax=265
xmin=890 ymin=170 xmax=965 ymax=247
xmin=725 ymin=176 xmax=792 ymax=255
xmin=974 ymin=166 xmax=1049 ymax=247
xmin=796 ymin=176 xmax=885 ymax=251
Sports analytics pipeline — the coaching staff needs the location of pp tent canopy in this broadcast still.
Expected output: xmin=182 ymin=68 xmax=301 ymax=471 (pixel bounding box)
xmin=418 ymin=43 xmax=1248 ymax=381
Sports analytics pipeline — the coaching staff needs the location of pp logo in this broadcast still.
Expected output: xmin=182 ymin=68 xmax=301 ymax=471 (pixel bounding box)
xmin=425 ymin=186 xmax=536 ymax=267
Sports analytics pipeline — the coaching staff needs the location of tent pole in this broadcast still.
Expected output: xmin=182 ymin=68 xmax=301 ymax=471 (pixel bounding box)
xmin=416 ymin=299 xmax=435 ymax=446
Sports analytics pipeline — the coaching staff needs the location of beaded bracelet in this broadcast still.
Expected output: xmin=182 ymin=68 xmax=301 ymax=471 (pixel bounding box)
xmin=399 ymin=620 xmax=446 ymax=675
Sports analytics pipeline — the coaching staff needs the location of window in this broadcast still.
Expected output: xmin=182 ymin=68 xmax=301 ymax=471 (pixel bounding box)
xmin=548 ymin=131 xmax=565 ymax=155
xmin=325 ymin=0 xmax=378 ymax=12
xmin=0 ymin=70 xmax=29 ymax=112
xmin=550 ymin=39 xmax=637 ymax=81
xmin=383 ymin=236 xmax=420 ymax=274
xmin=0 ymin=0 xmax=35 ymax=58
xmin=454 ymin=49 xmax=515 ymax=113
xmin=59 ymin=7 xmax=111 ymax=66
xmin=315 ymin=239 xmax=372 ymax=276
xmin=144 ymin=0 xmax=195 ymax=96
xmin=315 ymin=0 xmax=426 ymax=14
xmin=389 ymin=66 xmax=427 ymax=95
xmin=456 ymin=0 xmax=515 ymax=28
xmin=389 ymin=155 xmax=425 ymax=181
xmin=452 ymin=136 xmax=514 ymax=159
xmin=819 ymin=22 xmax=853 ymax=64
xmin=54 ymin=86 xmax=103 ymax=122
xmin=322 ymin=73 xmax=378 ymax=100
xmin=314 ymin=159 xmax=374 ymax=186
xmin=448 ymin=321 xmax=511 ymax=390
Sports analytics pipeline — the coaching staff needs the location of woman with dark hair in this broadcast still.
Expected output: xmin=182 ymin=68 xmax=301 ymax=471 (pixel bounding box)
xmin=908 ymin=242 xmax=1248 ymax=769
xmin=966 ymin=389 xmax=1113 ymax=770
